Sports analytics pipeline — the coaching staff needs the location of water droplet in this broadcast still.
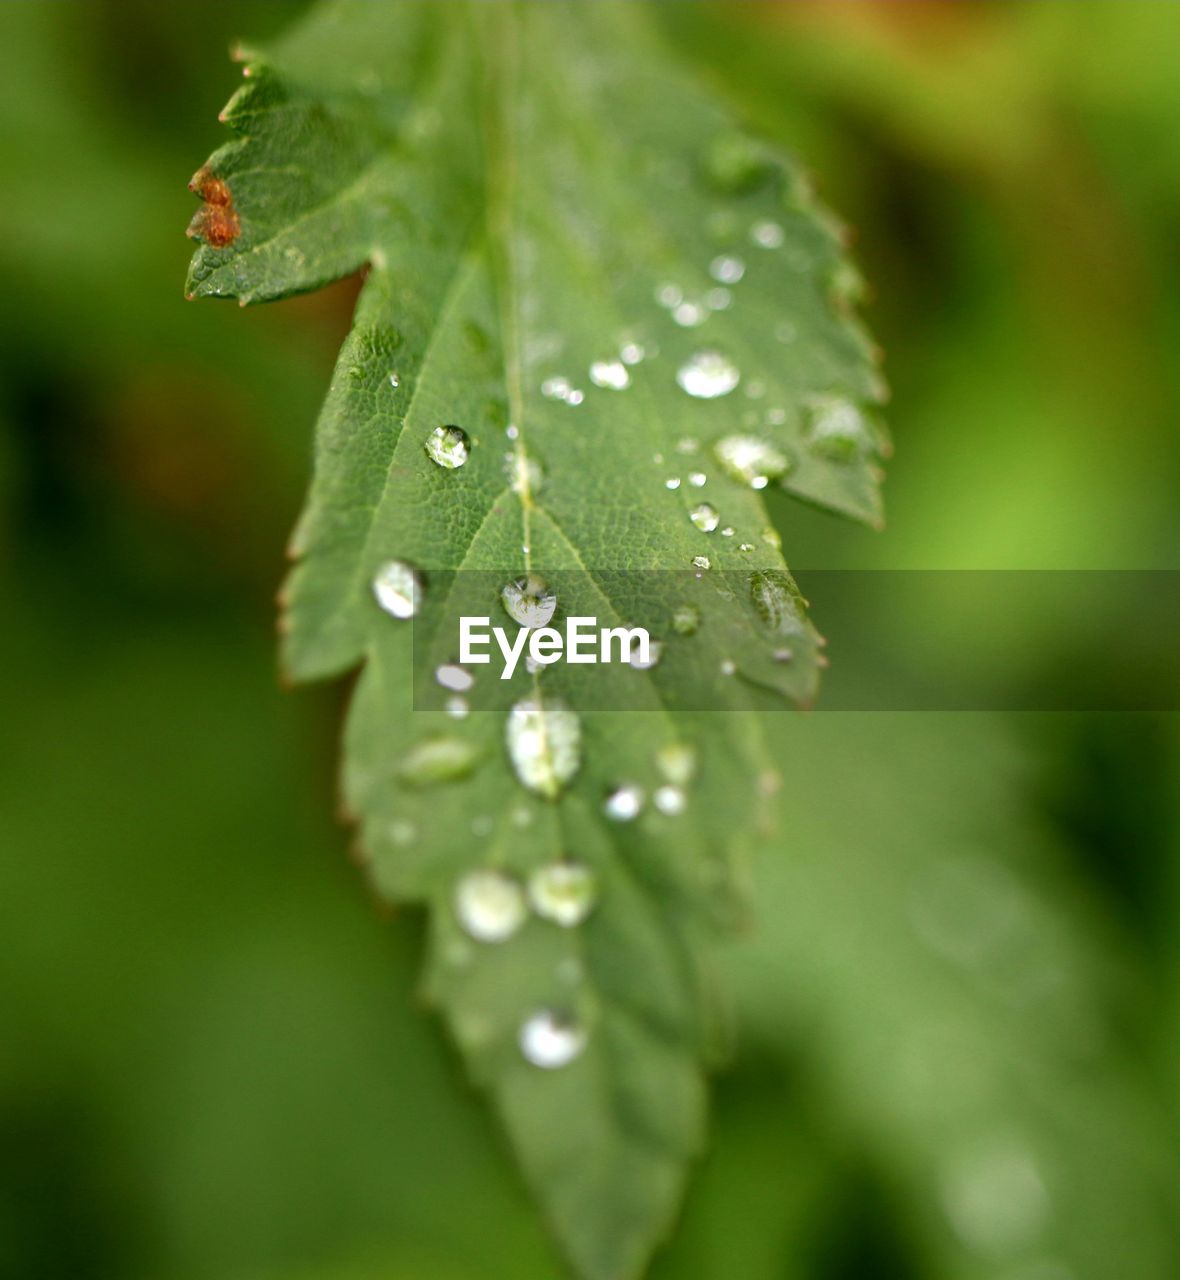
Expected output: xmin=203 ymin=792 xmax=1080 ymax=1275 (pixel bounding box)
xmin=677 ymin=351 xmax=740 ymax=399
xmin=541 ymin=376 xmax=585 ymax=406
xmin=502 ymin=574 xmax=557 ymax=628
xmin=690 ymin=503 xmax=721 ymax=533
xmin=719 ymin=658 xmax=737 ymax=676
xmin=389 ymin=371 xmax=400 ymax=388
xmin=774 ymin=648 xmax=794 ymax=664
xmin=676 ymin=438 xmax=700 ymax=455
xmin=655 ymin=283 xmax=683 ymax=308
xmin=807 ymin=396 xmax=874 ymax=461
xmin=750 ymin=570 xmax=807 ymax=635
xmin=665 ymin=477 xmax=682 ymax=490
xmin=424 ymin=425 xmax=470 ymax=470
xmin=751 ymin=219 xmax=785 ymax=249
xmin=567 ymin=389 xmax=584 ymax=406
xmin=672 ymin=605 xmax=700 ymax=636
xmin=721 ymin=527 xmax=735 ymax=537
xmin=710 ymin=255 xmax=746 ymax=285
xmin=767 ymin=407 xmax=787 ymax=426
xmin=397 ymin=737 xmax=481 ymax=787
xmin=455 ymin=869 xmax=527 ymax=943
xmin=653 ymin=784 xmax=687 ymax=816
xmin=505 ymin=423 xmax=519 ymax=441
xmin=528 ymin=860 xmax=597 ymax=926
xmin=504 ymin=450 xmax=544 ymax=496
xmin=505 ymin=698 xmax=581 ymax=798
xmin=436 ymin=664 xmax=474 ymax=693
xmin=628 ymin=638 xmax=662 ymax=670
xmin=372 ymin=560 xmax=422 ymax=619
xmin=705 ymin=288 xmax=732 ymax=311
xmin=445 ymin=695 xmax=469 ymax=719
xmin=702 ymin=133 xmax=772 ymax=194
xmin=692 ymin=555 xmax=711 ymax=571
xmin=604 ymin=784 xmax=644 ymax=821
xmin=738 ymin=542 xmax=755 ymax=552
xmin=620 ymin=342 xmax=646 ymax=365
xmin=590 ymin=360 xmax=630 ymax=390
xmin=656 ymin=743 xmax=697 ymax=786
xmin=520 ymin=1009 xmax=587 ymax=1068
xmin=673 ymin=300 xmax=707 ymax=328
xmin=688 ymin=472 xmax=707 ymax=488
xmin=714 ymin=435 xmax=790 ymax=489
xmin=389 ymin=819 xmax=417 ymax=847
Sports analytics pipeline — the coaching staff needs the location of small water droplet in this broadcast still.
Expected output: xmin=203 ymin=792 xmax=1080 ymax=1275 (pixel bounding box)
xmin=446 ymin=696 xmax=469 ymax=719
xmin=455 ymin=869 xmax=527 ymax=943
xmin=807 ymin=396 xmax=874 ymax=461
xmin=774 ymin=648 xmax=794 ymax=664
xmin=676 ymin=438 xmax=700 ymax=455
xmin=520 ymin=1009 xmax=587 ymax=1068
xmin=372 ymin=560 xmax=422 ymax=619
xmin=751 ymin=219 xmax=785 ymax=249
xmin=710 ymin=255 xmax=746 ymax=285
xmin=397 ymin=737 xmax=481 ymax=787
xmin=656 ymin=743 xmax=697 ymax=786
xmin=745 ymin=380 xmax=766 ymax=400
xmin=389 ymin=371 xmax=400 ymax=388
xmin=721 ymin=527 xmax=735 ymax=537
xmin=528 ymin=860 xmax=597 ymax=926
xmin=690 ymin=503 xmax=721 ymax=533
xmin=672 ymin=605 xmax=700 ymax=636
xmin=705 ymin=288 xmax=732 ymax=311
xmin=541 ymin=376 xmax=584 ymax=406
xmin=504 ymin=450 xmax=544 ymax=496
xmin=620 ymin=342 xmax=646 ymax=365
xmin=738 ymin=542 xmax=755 ymax=552
xmin=750 ymin=570 xmax=807 ymax=636
xmin=389 ymin=819 xmax=417 ymax=847
xmin=673 ymin=300 xmax=708 ymax=328
xmin=702 ymin=133 xmax=771 ymax=194
xmin=692 ymin=555 xmax=711 ymax=571
xmin=688 ymin=472 xmax=707 ymax=488
xmin=505 ymin=423 xmax=519 ymax=441
xmin=678 ymin=351 xmax=740 ymax=399
xmin=506 ymin=698 xmax=581 ymax=798
xmin=604 ymin=784 xmax=645 ymax=822
xmin=502 ymin=574 xmax=557 ymax=628
xmin=424 ymin=425 xmax=470 ymax=470
xmin=656 ymin=283 xmax=683 ymax=308
xmin=653 ymin=784 xmax=687 ymax=816
xmin=714 ymin=435 xmax=790 ymax=489
xmin=665 ymin=477 xmax=682 ymax=490
xmin=567 ymin=389 xmax=584 ymax=406
xmin=628 ymin=638 xmax=662 ymax=670
xmin=590 ymin=359 xmax=630 ymax=390
xmin=436 ymin=664 xmax=474 ymax=693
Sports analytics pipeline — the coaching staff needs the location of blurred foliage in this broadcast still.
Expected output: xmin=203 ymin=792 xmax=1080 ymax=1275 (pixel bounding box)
xmin=0 ymin=3 xmax=1177 ymax=1279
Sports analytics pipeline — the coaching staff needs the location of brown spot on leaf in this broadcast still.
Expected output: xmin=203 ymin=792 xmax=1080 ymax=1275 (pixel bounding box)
xmin=187 ymin=167 xmax=241 ymax=247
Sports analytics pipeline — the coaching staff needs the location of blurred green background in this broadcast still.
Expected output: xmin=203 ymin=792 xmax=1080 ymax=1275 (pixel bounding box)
xmin=1 ymin=2 xmax=1178 ymax=1278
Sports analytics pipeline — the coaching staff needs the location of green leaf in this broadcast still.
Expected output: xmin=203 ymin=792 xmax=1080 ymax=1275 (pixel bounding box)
xmin=185 ymin=2 xmax=887 ymax=1276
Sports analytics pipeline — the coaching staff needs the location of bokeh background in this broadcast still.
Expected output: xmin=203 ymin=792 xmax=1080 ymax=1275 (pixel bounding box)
xmin=1 ymin=3 xmax=1178 ymax=1278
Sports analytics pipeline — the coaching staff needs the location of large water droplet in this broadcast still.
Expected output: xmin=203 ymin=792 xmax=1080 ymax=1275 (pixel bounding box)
xmin=502 ymin=574 xmax=557 ymax=628
xmin=589 ymin=359 xmax=630 ymax=390
xmin=397 ymin=737 xmax=481 ymax=787
xmin=506 ymin=698 xmax=581 ymax=798
xmin=690 ymin=503 xmax=720 ymax=533
xmin=714 ymin=435 xmax=790 ymax=489
xmin=750 ymin=570 xmax=807 ymax=636
xmin=677 ymin=351 xmax=740 ymax=399
xmin=806 ymin=396 xmax=874 ymax=461
xmin=455 ymin=869 xmax=527 ymax=943
xmin=603 ymin=784 xmax=644 ymax=822
xmin=424 ymin=425 xmax=470 ymax=470
xmin=520 ymin=1008 xmax=587 ymax=1068
xmin=372 ymin=560 xmax=422 ymax=619
xmin=528 ymin=860 xmax=597 ymax=926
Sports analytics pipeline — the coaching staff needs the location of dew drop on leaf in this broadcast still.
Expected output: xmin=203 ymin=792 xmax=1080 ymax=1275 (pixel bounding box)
xmin=528 ymin=860 xmax=597 ymax=926
xmin=714 ymin=435 xmax=790 ymax=489
xmin=445 ymin=696 xmax=469 ymax=720
xmin=688 ymin=472 xmax=707 ymax=488
xmin=750 ymin=219 xmax=785 ymax=249
xmin=397 ymin=736 xmax=481 ymax=787
xmin=690 ymin=503 xmax=720 ymax=533
xmin=677 ymin=351 xmax=740 ymax=399
xmin=505 ymin=698 xmax=582 ymax=798
xmin=436 ymin=663 xmax=474 ymax=692
xmin=653 ymin=784 xmax=687 ymax=816
xmin=709 ymin=255 xmax=746 ymax=285
xmin=806 ymin=395 xmax=874 ymax=461
xmin=590 ymin=360 xmax=631 ymax=390
xmin=671 ymin=605 xmax=700 ymax=636
xmin=692 ymin=555 xmax=711 ymax=570
xmin=502 ymin=574 xmax=557 ymax=628
xmin=673 ymin=300 xmax=707 ymax=328
xmin=656 ymin=743 xmax=698 ymax=786
xmin=372 ymin=559 xmax=422 ymax=619
xmin=603 ymin=784 xmax=644 ymax=822
xmin=520 ymin=1009 xmax=587 ymax=1069
xmin=619 ymin=341 xmax=646 ymax=365
xmin=665 ymin=477 xmax=682 ymax=490
xmin=628 ymin=638 xmax=662 ymax=670
xmin=424 ymin=424 xmax=470 ymax=469
xmin=454 ymin=869 xmax=527 ymax=943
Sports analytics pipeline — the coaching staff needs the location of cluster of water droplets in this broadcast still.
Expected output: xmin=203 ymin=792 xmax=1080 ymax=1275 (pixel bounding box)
xmin=602 ymin=742 xmax=698 ymax=825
